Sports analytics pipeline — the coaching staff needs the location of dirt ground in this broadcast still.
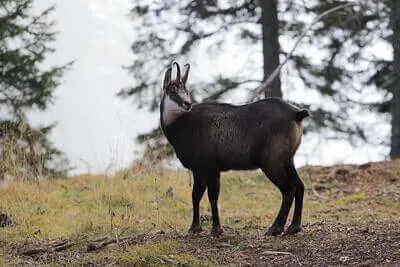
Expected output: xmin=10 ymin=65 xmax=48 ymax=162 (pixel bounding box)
xmin=1 ymin=160 xmax=400 ymax=265
xmin=4 ymin=221 xmax=400 ymax=265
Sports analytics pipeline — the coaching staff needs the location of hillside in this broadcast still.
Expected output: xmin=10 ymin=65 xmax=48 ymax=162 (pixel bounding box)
xmin=1 ymin=160 xmax=399 ymax=265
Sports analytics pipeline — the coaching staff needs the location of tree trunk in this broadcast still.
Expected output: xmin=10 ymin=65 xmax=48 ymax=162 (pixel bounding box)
xmin=391 ymin=0 xmax=400 ymax=158
xmin=261 ymin=0 xmax=282 ymax=98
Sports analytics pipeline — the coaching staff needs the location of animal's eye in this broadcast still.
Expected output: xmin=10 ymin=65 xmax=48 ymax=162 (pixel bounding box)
xmin=168 ymin=85 xmax=177 ymax=92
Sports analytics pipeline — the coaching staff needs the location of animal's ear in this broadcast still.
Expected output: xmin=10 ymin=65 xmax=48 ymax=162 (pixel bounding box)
xmin=182 ymin=63 xmax=190 ymax=85
xmin=163 ymin=67 xmax=172 ymax=90
xmin=173 ymin=62 xmax=181 ymax=81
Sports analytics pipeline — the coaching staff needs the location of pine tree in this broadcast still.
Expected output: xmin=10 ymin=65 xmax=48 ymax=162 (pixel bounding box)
xmin=0 ymin=0 xmax=71 ymax=180
xmin=122 ymin=0 xmax=398 ymax=161
xmin=289 ymin=1 xmax=392 ymax=152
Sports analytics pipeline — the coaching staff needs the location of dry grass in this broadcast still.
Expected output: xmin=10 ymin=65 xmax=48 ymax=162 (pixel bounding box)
xmin=0 ymin=160 xmax=399 ymax=265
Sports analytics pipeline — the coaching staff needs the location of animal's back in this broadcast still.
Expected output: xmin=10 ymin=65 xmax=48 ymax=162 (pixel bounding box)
xmin=164 ymin=98 xmax=304 ymax=171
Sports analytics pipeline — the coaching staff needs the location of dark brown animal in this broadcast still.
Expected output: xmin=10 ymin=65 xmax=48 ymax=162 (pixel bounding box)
xmin=160 ymin=62 xmax=309 ymax=236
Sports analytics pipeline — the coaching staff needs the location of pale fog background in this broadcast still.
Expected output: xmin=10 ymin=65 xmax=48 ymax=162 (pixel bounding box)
xmin=28 ymin=0 xmax=389 ymax=175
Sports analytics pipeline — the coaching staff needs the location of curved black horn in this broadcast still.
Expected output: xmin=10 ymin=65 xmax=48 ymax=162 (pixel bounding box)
xmin=163 ymin=66 xmax=172 ymax=90
xmin=182 ymin=63 xmax=190 ymax=84
xmin=173 ymin=62 xmax=181 ymax=81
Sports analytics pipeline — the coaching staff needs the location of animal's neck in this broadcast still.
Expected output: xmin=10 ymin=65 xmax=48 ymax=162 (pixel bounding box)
xmin=160 ymin=93 xmax=186 ymax=127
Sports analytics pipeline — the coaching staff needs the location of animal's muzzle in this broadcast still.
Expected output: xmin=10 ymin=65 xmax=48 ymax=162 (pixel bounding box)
xmin=182 ymin=101 xmax=192 ymax=111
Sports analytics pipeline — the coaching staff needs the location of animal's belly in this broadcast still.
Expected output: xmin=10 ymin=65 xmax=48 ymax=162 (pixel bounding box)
xmin=173 ymin=141 xmax=262 ymax=171
xmin=215 ymin=148 xmax=260 ymax=171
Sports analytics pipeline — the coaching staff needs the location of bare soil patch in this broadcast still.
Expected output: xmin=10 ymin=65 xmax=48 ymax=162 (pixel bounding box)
xmin=5 ymin=220 xmax=400 ymax=265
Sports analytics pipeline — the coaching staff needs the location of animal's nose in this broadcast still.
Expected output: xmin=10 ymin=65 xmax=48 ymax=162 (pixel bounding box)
xmin=183 ymin=101 xmax=192 ymax=110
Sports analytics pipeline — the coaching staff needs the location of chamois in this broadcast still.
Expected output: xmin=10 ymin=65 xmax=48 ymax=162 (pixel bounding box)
xmin=160 ymin=62 xmax=309 ymax=236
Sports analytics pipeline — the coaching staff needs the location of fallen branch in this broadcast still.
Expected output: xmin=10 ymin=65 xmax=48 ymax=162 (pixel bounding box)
xmin=263 ymin=250 xmax=297 ymax=256
xmin=262 ymin=250 xmax=302 ymax=265
xmin=86 ymin=235 xmax=145 ymax=252
xmin=52 ymin=239 xmax=74 ymax=252
xmin=19 ymin=239 xmax=74 ymax=256
xmin=20 ymin=247 xmax=47 ymax=256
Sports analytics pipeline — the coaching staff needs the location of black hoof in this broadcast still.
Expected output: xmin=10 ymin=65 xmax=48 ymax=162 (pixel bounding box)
xmin=264 ymin=225 xmax=284 ymax=236
xmin=284 ymin=224 xmax=301 ymax=235
xmin=188 ymin=224 xmax=203 ymax=234
xmin=211 ymin=226 xmax=223 ymax=236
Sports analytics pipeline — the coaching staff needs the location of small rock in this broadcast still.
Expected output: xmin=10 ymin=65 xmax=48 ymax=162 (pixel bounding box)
xmin=358 ymin=163 xmax=371 ymax=170
xmin=166 ymin=186 xmax=174 ymax=199
xmin=340 ymin=256 xmax=349 ymax=263
xmin=314 ymin=185 xmax=328 ymax=191
xmin=0 ymin=211 xmax=12 ymax=227
xmin=200 ymin=214 xmax=211 ymax=223
xmin=335 ymin=169 xmax=350 ymax=180
xmin=336 ymin=169 xmax=350 ymax=176
xmin=233 ymin=218 xmax=241 ymax=223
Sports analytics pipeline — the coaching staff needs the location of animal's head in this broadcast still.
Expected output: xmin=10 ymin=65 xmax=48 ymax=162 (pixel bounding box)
xmin=162 ymin=62 xmax=192 ymax=112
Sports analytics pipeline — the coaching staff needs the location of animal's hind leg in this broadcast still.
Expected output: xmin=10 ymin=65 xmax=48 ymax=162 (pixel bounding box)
xmin=189 ymin=171 xmax=206 ymax=233
xmin=284 ymin=163 xmax=304 ymax=235
xmin=207 ymin=171 xmax=223 ymax=235
xmin=262 ymin=166 xmax=295 ymax=236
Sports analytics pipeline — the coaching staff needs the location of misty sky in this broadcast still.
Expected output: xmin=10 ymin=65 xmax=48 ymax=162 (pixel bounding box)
xmin=29 ymin=0 xmax=158 ymax=174
xmin=28 ymin=0 xmax=389 ymax=175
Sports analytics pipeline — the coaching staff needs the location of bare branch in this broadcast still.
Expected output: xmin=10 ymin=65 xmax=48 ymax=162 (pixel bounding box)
xmin=251 ymin=2 xmax=356 ymax=99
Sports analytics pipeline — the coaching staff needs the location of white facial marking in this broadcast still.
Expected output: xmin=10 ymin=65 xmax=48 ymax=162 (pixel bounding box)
xmin=179 ymin=90 xmax=191 ymax=104
xmin=162 ymin=94 xmax=190 ymax=126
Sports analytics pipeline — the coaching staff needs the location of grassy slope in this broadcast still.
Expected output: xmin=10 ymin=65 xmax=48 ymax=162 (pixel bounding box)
xmin=0 ymin=160 xmax=399 ymax=265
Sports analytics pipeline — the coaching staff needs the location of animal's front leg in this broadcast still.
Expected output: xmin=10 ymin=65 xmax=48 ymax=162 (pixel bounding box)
xmin=207 ymin=171 xmax=223 ymax=235
xmin=188 ymin=171 xmax=206 ymax=233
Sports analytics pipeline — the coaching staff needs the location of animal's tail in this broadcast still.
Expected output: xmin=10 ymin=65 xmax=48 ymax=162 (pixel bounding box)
xmin=296 ymin=110 xmax=309 ymax=121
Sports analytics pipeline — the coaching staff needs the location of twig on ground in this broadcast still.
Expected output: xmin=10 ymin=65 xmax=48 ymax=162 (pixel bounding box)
xmin=262 ymin=250 xmax=302 ymax=266
xmin=86 ymin=235 xmax=145 ymax=252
